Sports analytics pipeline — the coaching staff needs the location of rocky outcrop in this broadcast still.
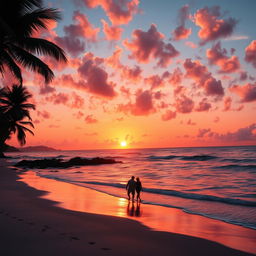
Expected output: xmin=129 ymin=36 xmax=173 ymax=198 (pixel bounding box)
xmin=15 ymin=157 xmax=122 ymax=169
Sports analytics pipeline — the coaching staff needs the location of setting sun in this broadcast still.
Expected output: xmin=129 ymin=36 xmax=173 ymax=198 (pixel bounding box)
xmin=120 ymin=141 xmax=127 ymax=147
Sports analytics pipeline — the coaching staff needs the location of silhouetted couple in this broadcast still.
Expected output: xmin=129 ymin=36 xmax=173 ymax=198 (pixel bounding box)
xmin=126 ymin=176 xmax=142 ymax=201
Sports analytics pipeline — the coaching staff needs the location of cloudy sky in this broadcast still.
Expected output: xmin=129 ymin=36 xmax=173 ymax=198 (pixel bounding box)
xmin=7 ymin=0 xmax=256 ymax=149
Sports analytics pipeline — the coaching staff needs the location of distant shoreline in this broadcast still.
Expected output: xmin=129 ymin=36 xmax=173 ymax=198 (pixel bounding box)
xmin=6 ymin=144 xmax=256 ymax=152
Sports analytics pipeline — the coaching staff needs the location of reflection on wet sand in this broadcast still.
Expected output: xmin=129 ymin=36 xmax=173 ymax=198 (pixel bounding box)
xmin=19 ymin=171 xmax=256 ymax=254
xmin=127 ymin=201 xmax=141 ymax=217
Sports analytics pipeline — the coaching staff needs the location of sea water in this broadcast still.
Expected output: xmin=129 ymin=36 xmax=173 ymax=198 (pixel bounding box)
xmin=7 ymin=145 xmax=256 ymax=230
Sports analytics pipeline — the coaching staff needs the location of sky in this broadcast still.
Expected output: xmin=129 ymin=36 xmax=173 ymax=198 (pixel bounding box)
xmin=6 ymin=0 xmax=256 ymax=149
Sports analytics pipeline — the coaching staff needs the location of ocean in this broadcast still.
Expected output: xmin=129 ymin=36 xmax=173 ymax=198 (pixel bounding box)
xmin=7 ymin=145 xmax=256 ymax=230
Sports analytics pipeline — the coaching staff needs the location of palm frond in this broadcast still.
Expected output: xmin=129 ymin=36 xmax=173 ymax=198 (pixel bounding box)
xmin=0 ymin=49 xmax=22 ymax=84
xmin=20 ymin=0 xmax=43 ymax=11
xmin=18 ymin=38 xmax=67 ymax=62
xmin=18 ymin=8 xmax=62 ymax=37
xmin=16 ymin=123 xmax=34 ymax=146
xmin=20 ymin=103 xmax=36 ymax=110
xmin=19 ymin=121 xmax=35 ymax=128
xmin=9 ymin=45 xmax=54 ymax=83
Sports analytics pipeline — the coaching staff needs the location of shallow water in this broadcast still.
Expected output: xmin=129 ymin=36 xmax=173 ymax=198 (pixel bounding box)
xmin=7 ymin=145 xmax=256 ymax=230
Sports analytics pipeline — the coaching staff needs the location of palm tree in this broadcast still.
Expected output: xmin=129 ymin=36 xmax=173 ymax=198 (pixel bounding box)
xmin=0 ymin=0 xmax=67 ymax=84
xmin=0 ymin=84 xmax=35 ymax=157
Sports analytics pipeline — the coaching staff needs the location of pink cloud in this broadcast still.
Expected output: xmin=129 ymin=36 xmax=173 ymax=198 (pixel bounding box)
xmin=71 ymin=92 xmax=85 ymax=109
xmin=106 ymin=47 xmax=142 ymax=82
xmin=73 ymin=111 xmax=84 ymax=119
xmin=37 ymin=110 xmax=51 ymax=119
xmin=85 ymin=114 xmax=98 ymax=124
xmin=120 ymin=86 xmax=131 ymax=96
xmin=185 ymin=41 xmax=198 ymax=49
xmin=117 ymin=90 xmax=155 ymax=116
xmin=39 ymin=84 xmax=56 ymax=95
xmin=195 ymin=98 xmax=211 ymax=112
xmin=197 ymin=128 xmax=211 ymax=137
xmin=65 ymin=11 xmax=99 ymax=41
xmin=196 ymin=124 xmax=256 ymax=143
xmin=215 ymin=124 xmax=256 ymax=142
xmin=78 ymin=53 xmax=117 ymax=98
xmin=81 ymin=0 xmax=140 ymax=25
xmin=187 ymin=119 xmax=196 ymax=125
xmin=121 ymin=65 xmax=142 ymax=82
xmin=175 ymin=95 xmax=194 ymax=113
xmin=206 ymin=42 xmax=240 ymax=73
xmin=154 ymin=91 xmax=164 ymax=100
xmin=183 ymin=58 xmax=224 ymax=96
xmin=184 ymin=58 xmax=209 ymax=81
xmin=223 ymin=96 xmax=232 ymax=111
xmin=45 ymin=92 xmax=69 ymax=105
xmin=230 ymin=82 xmax=256 ymax=102
xmin=55 ymin=11 xmax=99 ymax=56
xmin=132 ymin=90 xmax=155 ymax=115
xmin=168 ymin=68 xmax=183 ymax=86
xmin=144 ymin=74 xmax=166 ymax=89
xmin=161 ymin=110 xmax=176 ymax=121
xmin=239 ymin=71 xmax=248 ymax=81
xmin=172 ymin=5 xmax=191 ymax=41
xmin=101 ymin=19 xmax=123 ymax=40
xmin=204 ymin=77 xmax=224 ymax=96
xmin=124 ymin=24 xmax=179 ymax=67
xmin=172 ymin=26 xmax=191 ymax=41
xmin=194 ymin=6 xmax=237 ymax=45
xmin=245 ymin=40 xmax=256 ymax=68
xmin=55 ymin=36 xmax=85 ymax=57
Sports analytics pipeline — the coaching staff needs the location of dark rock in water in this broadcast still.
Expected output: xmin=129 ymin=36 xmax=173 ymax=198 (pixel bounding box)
xmin=15 ymin=157 xmax=122 ymax=169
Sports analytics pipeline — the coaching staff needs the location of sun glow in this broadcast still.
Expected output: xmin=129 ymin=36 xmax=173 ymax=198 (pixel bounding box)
xmin=120 ymin=141 xmax=127 ymax=147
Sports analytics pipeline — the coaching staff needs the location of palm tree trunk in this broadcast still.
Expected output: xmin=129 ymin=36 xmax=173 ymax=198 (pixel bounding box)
xmin=0 ymin=128 xmax=9 ymax=158
xmin=0 ymin=140 xmax=6 ymax=158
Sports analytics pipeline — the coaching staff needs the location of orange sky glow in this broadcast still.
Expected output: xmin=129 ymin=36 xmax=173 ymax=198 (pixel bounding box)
xmin=4 ymin=0 xmax=256 ymax=150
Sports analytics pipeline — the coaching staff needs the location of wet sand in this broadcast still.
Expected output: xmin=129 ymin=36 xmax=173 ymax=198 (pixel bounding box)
xmin=0 ymin=159 xmax=255 ymax=256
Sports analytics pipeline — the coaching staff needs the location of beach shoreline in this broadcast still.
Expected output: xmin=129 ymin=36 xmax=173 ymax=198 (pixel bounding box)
xmin=0 ymin=159 xmax=255 ymax=256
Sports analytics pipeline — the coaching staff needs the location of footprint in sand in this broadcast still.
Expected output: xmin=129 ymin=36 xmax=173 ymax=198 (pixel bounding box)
xmin=88 ymin=242 xmax=96 ymax=245
xmin=70 ymin=236 xmax=80 ymax=241
xmin=18 ymin=218 xmax=24 ymax=221
xmin=59 ymin=232 xmax=67 ymax=236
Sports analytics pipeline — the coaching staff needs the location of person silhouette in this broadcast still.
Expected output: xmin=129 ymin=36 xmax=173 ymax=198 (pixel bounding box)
xmin=135 ymin=177 xmax=142 ymax=201
xmin=126 ymin=176 xmax=136 ymax=201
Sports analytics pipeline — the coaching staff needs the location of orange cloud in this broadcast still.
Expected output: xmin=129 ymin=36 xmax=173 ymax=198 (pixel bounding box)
xmin=124 ymin=24 xmax=179 ymax=67
xmin=245 ymin=40 xmax=256 ymax=68
xmin=161 ymin=110 xmax=176 ymax=121
xmin=55 ymin=11 xmax=99 ymax=56
xmin=175 ymin=94 xmax=194 ymax=113
xmin=117 ymin=90 xmax=155 ymax=116
xmin=77 ymin=53 xmax=117 ymax=98
xmin=206 ymin=42 xmax=240 ymax=73
xmin=185 ymin=41 xmax=198 ymax=49
xmin=172 ymin=5 xmax=191 ymax=41
xmin=230 ymin=82 xmax=256 ymax=102
xmin=223 ymin=96 xmax=232 ymax=111
xmin=184 ymin=58 xmax=224 ymax=96
xmin=172 ymin=26 xmax=191 ymax=41
xmin=194 ymin=6 xmax=237 ymax=45
xmin=85 ymin=114 xmax=98 ymax=124
xmin=81 ymin=0 xmax=140 ymax=25
xmin=101 ymin=19 xmax=123 ymax=40
xmin=195 ymin=98 xmax=211 ymax=112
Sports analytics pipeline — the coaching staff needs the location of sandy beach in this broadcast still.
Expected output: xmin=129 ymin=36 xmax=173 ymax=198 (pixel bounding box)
xmin=0 ymin=159 xmax=255 ymax=256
